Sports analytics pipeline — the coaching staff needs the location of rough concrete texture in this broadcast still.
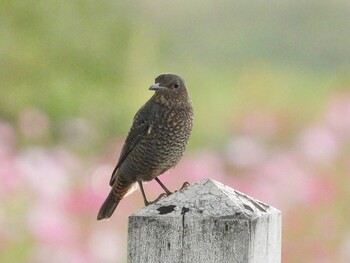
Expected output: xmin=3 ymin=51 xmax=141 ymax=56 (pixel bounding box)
xmin=133 ymin=179 xmax=276 ymax=219
xmin=128 ymin=178 xmax=281 ymax=263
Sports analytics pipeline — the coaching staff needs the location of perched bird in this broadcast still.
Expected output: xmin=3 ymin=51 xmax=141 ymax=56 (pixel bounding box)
xmin=97 ymin=73 xmax=193 ymax=220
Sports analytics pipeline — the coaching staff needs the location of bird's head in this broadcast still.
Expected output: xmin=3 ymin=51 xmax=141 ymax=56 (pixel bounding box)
xmin=149 ymin=73 xmax=190 ymax=106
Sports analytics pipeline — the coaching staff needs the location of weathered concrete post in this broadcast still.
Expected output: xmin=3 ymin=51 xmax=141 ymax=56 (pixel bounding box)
xmin=128 ymin=179 xmax=281 ymax=263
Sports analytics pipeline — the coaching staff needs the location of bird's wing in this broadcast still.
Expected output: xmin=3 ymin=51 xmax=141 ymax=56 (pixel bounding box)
xmin=109 ymin=100 xmax=158 ymax=186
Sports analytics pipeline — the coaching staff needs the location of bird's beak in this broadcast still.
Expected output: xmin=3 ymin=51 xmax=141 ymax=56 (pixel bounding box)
xmin=149 ymin=83 xmax=167 ymax=91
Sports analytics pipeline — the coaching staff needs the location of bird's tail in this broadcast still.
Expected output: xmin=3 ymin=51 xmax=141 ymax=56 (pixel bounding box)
xmin=97 ymin=178 xmax=132 ymax=220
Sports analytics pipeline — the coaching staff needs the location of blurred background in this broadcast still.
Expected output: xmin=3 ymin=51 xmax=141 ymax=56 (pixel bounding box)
xmin=1 ymin=0 xmax=350 ymax=262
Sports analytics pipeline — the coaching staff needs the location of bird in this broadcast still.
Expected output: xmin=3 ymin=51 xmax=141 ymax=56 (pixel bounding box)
xmin=97 ymin=73 xmax=193 ymax=220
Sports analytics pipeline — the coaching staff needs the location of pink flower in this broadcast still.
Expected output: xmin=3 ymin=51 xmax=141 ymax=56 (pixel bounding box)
xmin=60 ymin=118 xmax=99 ymax=149
xmin=88 ymin=226 xmax=124 ymax=263
xmin=90 ymin=164 xmax=115 ymax=198
xmin=0 ymin=154 xmax=22 ymax=196
xmin=226 ymin=135 xmax=267 ymax=169
xmin=163 ymin=150 xmax=227 ymax=186
xmin=0 ymin=121 xmax=22 ymax=195
xmin=237 ymin=111 xmax=280 ymax=138
xmin=29 ymin=244 xmax=91 ymax=263
xmin=228 ymin=152 xmax=335 ymax=208
xmin=0 ymin=121 xmax=17 ymax=153
xmin=297 ymin=125 xmax=339 ymax=165
xmin=53 ymin=147 xmax=83 ymax=177
xmin=324 ymin=94 xmax=350 ymax=137
xmin=18 ymin=108 xmax=50 ymax=140
xmin=65 ymin=182 xmax=103 ymax=216
xmin=27 ymin=202 xmax=78 ymax=245
xmin=16 ymin=147 xmax=70 ymax=201
xmin=339 ymin=231 xmax=350 ymax=263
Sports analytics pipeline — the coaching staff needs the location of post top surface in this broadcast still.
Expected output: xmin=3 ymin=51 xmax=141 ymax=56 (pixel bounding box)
xmin=131 ymin=179 xmax=280 ymax=220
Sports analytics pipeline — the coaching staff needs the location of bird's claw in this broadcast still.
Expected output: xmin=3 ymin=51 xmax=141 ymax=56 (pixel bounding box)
xmin=174 ymin=182 xmax=190 ymax=193
xmin=180 ymin=182 xmax=190 ymax=189
xmin=147 ymin=193 xmax=168 ymax=205
xmin=145 ymin=182 xmax=190 ymax=206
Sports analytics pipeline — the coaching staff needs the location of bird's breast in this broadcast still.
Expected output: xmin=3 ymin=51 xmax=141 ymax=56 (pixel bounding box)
xmin=120 ymin=105 xmax=193 ymax=182
xmin=142 ymin=107 xmax=192 ymax=159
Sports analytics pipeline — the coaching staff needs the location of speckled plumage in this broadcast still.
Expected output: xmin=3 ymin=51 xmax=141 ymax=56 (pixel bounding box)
xmin=97 ymin=73 xmax=193 ymax=220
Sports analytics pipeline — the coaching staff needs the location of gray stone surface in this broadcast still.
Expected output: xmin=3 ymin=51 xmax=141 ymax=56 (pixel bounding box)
xmin=128 ymin=179 xmax=281 ymax=263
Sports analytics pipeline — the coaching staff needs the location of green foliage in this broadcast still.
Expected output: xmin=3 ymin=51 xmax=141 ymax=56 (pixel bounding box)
xmin=1 ymin=0 xmax=349 ymax=148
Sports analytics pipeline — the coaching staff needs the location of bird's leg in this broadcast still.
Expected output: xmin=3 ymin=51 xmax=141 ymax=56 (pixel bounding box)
xmin=155 ymin=177 xmax=172 ymax=195
xmin=138 ymin=181 xmax=150 ymax=206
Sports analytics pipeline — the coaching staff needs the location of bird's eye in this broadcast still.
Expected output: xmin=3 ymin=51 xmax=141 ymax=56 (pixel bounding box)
xmin=174 ymin=83 xmax=179 ymax=89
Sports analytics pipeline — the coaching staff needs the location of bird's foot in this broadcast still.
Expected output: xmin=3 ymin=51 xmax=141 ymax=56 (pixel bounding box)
xmin=174 ymin=182 xmax=190 ymax=193
xmin=180 ymin=182 xmax=190 ymax=190
xmin=145 ymin=182 xmax=190 ymax=206
xmin=146 ymin=193 xmax=168 ymax=206
xmin=163 ymin=189 xmax=172 ymax=195
xmin=154 ymin=193 xmax=168 ymax=203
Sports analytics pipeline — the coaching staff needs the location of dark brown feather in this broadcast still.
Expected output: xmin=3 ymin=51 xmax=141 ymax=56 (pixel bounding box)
xmin=98 ymin=73 xmax=193 ymax=220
